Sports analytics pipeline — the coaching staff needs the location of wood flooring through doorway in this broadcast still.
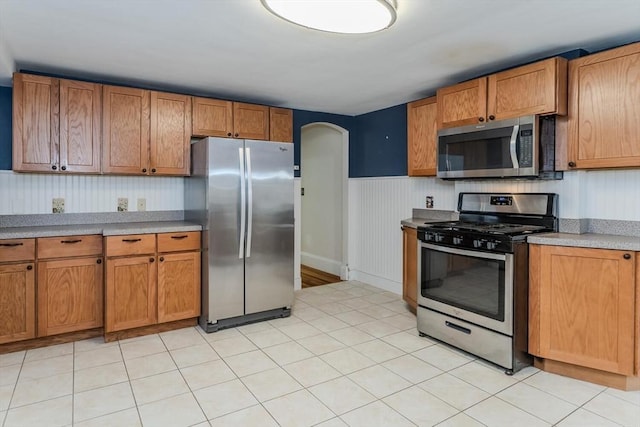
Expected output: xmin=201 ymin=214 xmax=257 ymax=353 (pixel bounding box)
xmin=301 ymin=264 xmax=341 ymax=288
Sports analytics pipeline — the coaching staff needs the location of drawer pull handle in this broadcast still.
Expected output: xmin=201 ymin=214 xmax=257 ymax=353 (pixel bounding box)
xmin=170 ymin=235 xmax=188 ymax=240
xmin=445 ymin=321 xmax=471 ymax=335
xmin=623 ymin=253 xmax=631 ymax=260
xmin=0 ymin=242 xmax=24 ymax=247
xmin=122 ymin=238 xmax=142 ymax=243
xmin=61 ymin=239 xmax=82 ymax=244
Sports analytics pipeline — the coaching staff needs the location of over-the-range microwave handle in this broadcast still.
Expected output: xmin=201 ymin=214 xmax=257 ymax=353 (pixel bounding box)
xmin=420 ymin=241 xmax=507 ymax=261
xmin=238 ymin=148 xmax=246 ymax=259
xmin=246 ymin=148 xmax=253 ymax=258
xmin=509 ymin=124 xmax=520 ymax=169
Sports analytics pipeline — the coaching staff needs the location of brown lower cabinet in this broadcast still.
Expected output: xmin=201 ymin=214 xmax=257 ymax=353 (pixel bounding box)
xmin=0 ymin=262 xmax=36 ymax=344
xmin=402 ymin=226 xmax=418 ymax=310
xmin=105 ymin=232 xmax=201 ymax=333
xmin=529 ymin=244 xmax=639 ymax=389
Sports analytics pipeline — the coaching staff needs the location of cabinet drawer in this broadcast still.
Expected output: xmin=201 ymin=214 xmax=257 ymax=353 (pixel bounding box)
xmin=0 ymin=239 xmax=35 ymax=262
xmin=157 ymin=231 xmax=201 ymax=253
xmin=105 ymin=234 xmax=156 ymax=257
xmin=37 ymin=235 xmax=103 ymax=259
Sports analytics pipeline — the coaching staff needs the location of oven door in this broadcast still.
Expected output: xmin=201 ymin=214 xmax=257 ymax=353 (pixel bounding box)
xmin=417 ymin=242 xmax=513 ymax=336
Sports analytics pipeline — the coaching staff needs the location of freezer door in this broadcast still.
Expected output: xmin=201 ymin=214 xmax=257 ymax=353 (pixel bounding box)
xmin=244 ymin=140 xmax=294 ymax=314
xmin=205 ymin=137 xmax=246 ymax=322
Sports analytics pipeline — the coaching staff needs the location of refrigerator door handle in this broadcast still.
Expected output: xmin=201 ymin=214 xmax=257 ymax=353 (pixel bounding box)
xmin=246 ymin=148 xmax=253 ymax=258
xmin=238 ymin=147 xmax=246 ymax=259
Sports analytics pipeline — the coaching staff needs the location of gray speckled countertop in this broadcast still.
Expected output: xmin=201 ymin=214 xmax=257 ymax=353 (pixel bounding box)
xmin=0 ymin=221 xmax=201 ymax=240
xmin=528 ymin=232 xmax=640 ymax=251
xmin=401 ymin=209 xmax=458 ymax=229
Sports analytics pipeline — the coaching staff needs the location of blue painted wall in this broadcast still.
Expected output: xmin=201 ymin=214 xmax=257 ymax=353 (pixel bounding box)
xmin=351 ymin=104 xmax=406 ymax=178
xmin=0 ymin=86 xmax=11 ymax=170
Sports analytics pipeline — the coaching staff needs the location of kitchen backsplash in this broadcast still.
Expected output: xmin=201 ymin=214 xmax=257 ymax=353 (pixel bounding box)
xmin=0 ymin=171 xmax=184 ymax=214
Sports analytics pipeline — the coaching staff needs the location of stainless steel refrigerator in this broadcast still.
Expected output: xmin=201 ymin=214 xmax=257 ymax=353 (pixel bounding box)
xmin=185 ymin=137 xmax=294 ymax=332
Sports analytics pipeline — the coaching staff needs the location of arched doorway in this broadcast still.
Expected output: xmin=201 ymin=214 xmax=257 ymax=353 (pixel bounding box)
xmin=299 ymin=122 xmax=349 ymax=287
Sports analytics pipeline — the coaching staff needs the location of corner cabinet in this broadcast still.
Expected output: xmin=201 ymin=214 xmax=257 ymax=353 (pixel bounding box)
xmin=437 ymin=57 xmax=567 ymax=128
xmin=407 ymin=97 xmax=437 ymax=176
xmin=402 ymin=226 xmax=418 ymax=311
xmin=0 ymin=239 xmax=36 ymax=344
xmin=565 ymin=42 xmax=640 ymax=170
xmin=529 ymin=244 xmax=638 ymax=389
xmin=269 ymin=107 xmax=293 ymax=143
xmin=103 ymin=86 xmax=191 ymax=176
xmin=13 ymin=73 xmax=102 ymax=174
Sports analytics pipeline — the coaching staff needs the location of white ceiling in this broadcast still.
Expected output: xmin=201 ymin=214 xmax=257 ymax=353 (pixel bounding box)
xmin=0 ymin=0 xmax=639 ymax=116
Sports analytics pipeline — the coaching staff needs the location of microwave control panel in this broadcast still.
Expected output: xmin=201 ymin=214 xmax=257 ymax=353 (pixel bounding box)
xmin=518 ymin=129 xmax=534 ymax=167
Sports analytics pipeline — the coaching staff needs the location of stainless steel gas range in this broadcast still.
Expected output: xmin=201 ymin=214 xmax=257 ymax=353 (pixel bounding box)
xmin=416 ymin=192 xmax=558 ymax=374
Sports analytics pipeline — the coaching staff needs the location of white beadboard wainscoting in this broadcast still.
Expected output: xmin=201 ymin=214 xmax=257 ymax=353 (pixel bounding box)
xmin=346 ymin=169 xmax=640 ymax=296
xmin=0 ymin=170 xmax=184 ymax=214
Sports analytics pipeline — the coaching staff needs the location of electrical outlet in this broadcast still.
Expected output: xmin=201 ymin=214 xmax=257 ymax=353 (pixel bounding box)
xmin=52 ymin=198 xmax=65 ymax=214
xmin=117 ymin=197 xmax=128 ymax=212
xmin=137 ymin=198 xmax=146 ymax=211
xmin=426 ymin=196 xmax=434 ymax=209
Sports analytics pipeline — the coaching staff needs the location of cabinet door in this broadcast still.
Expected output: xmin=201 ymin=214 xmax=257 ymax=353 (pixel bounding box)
xmin=0 ymin=262 xmax=35 ymax=344
xmin=529 ymin=245 xmax=635 ymax=375
xmin=436 ymin=78 xmax=487 ymax=128
xmin=407 ymin=97 xmax=437 ymax=176
xmin=566 ymin=43 xmax=640 ymax=169
xmin=269 ymin=107 xmax=293 ymax=142
xmin=157 ymin=251 xmax=201 ymax=323
xmin=37 ymin=257 xmax=103 ymax=336
xmin=402 ymin=227 xmax=418 ymax=310
xmin=105 ymin=255 xmax=157 ymax=332
xmin=12 ymin=73 xmax=59 ymax=172
xmin=59 ymin=79 xmax=102 ymax=173
xmin=192 ymin=97 xmax=233 ymax=137
xmin=102 ymin=85 xmax=150 ymax=174
xmin=487 ymin=57 xmax=567 ymax=120
xmin=233 ymin=102 xmax=269 ymax=140
xmin=150 ymin=91 xmax=191 ymax=175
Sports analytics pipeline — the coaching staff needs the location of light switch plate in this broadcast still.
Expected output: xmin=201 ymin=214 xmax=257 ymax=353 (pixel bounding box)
xmin=117 ymin=197 xmax=128 ymax=212
xmin=137 ymin=198 xmax=146 ymax=211
xmin=52 ymin=198 xmax=64 ymax=214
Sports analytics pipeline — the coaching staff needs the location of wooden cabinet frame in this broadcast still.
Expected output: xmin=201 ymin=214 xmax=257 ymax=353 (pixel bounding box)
xmin=407 ymin=97 xmax=437 ymax=176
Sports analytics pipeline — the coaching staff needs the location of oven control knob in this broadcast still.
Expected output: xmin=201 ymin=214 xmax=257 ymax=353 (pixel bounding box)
xmin=453 ymin=237 xmax=462 ymax=245
xmin=435 ymin=234 xmax=444 ymax=243
xmin=486 ymin=241 xmax=497 ymax=250
xmin=473 ymin=239 xmax=482 ymax=248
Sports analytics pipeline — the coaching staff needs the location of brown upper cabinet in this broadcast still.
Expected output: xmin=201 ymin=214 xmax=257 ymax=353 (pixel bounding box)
xmin=13 ymin=73 xmax=101 ymax=173
xmin=565 ymin=42 xmax=640 ymax=170
xmin=193 ymin=97 xmax=291 ymax=142
xmin=407 ymin=97 xmax=437 ymax=176
xmin=103 ymin=86 xmax=191 ymax=176
xmin=437 ymin=57 xmax=567 ymax=129
xmin=269 ymin=107 xmax=293 ymax=143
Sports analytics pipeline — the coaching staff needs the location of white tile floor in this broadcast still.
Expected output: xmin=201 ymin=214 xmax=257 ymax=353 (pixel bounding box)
xmin=0 ymin=280 xmax=638 ymax=427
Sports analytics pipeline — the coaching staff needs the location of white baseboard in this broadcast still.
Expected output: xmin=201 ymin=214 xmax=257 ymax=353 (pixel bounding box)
xmin=301 ymin=252 xmax=342 ymax=276
xmin=349 ymin=270 xmax=402 ymax=296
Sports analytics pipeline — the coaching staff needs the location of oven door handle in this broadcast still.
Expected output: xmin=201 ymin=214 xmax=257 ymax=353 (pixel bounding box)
xmin=420 ymin=241 xmax=507 ymax=261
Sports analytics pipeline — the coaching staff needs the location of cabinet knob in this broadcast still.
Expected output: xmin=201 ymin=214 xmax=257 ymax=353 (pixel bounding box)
xmin=142 ymin=168 xmax=147 ymax=173
xmin=623 ymin=253 xmax=631 ymax=260
xmin=151 ymin=168 xmax=156 ymax=173
xmin=227 ymin=132 xmax=232 ymax=137
xmin=61 ymin=165 xmax=67 ymax=171
xmin=149 ymin=257 xmax=155 ymax=263
xmin=488 ymin=115 xmax=495 ymax=121
xmin=159 ymin=256 xmax=164 ymax=262
xmin=568 ymin=161 xmax=576 ymax=168
xmin=478 ymin=117 xmax=485 ymax=122
xmin=27 ymin=265 xmax=33 ymax=270
xmin=234 ymin=133 xmax=239 ymax=137
xmin=52 ymin=165 xmax=57 ymax=170
xmin=97 ymin=258 xmax=102 ymax=264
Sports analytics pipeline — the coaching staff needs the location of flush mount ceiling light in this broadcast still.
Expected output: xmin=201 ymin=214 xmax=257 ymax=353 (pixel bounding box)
xmin=261 ymin=0 xmax=397 ymax=34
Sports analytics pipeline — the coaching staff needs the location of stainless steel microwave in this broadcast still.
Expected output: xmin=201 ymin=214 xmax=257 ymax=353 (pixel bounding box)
xmin=437 ymin=115 xmax=560 ymax=179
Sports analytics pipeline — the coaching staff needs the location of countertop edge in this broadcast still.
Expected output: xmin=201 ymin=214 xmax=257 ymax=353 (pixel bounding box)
xmin=0 ymin=221 xmax=202 ymax=240
xmin=527 ymin=233 xmax=640 ymax=251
